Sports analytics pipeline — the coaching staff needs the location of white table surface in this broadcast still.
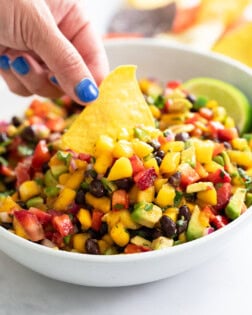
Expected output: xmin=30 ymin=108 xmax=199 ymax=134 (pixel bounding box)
xmin=1 ymin=1 xmax=252 ymax=314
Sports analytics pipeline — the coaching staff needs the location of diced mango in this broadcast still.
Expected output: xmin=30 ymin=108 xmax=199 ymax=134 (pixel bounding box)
xmin=137 ymin=186 xmax=155 ymax=203
xmin=227 ymin=150 xmax=252 ymax=168
xmin=95 ymin=135 xmax=114 ymax=155
xmin=65 ymin=169 xmax=85 ymax=190
xmin=107 ymin=157 xmax=133 ymax=181
xmin=94 ymin=153 xmax=113 ymax=175
xmin=110 ymin=222 xmax=130 ymax=247
xmin=72 ymin=233 xmax=90 ymax=253
xmin=54 ymin=187 xmax=76 ymax=211
xmin=163 ymin=207 xmax=179 ymax=222
xmin=194 ymin=140 xmax=214 ymax=164
xmin=160 ymin=152 xmax=180 ymax=174
xmin=231 ymin=138 xmax=248 ymax=151
xmin=19 ymin=181 xmax=41 ymax=202
xmin=204 ymin=161 xmax=224 ymax=173
xmin=120 ymin=209 xmax=140 ymax=230
xmin=197 ymin=187 xmax=217 ymax=205
xmin=155 ymin=184 xmax=176 ymax=208
xmin=98 ymin=239 xmax=110 ymax=254
xmin=77 ymin=208 xmax=92 ymax=230
xmin=75 ymin=159 xmax=87 ymax=170
xmin=132 ymin=139 xmax=153 ymax=158
xmin=161 ymin=141 xmax=185 ymax=153
xmin=113 ymin=140 xmax=133 ymax=158
xmin=13 ymin=216 xmax=28 ymax=239
xmin=154 ymin=178 xmax=168 ymax=192
xmin=58 ymin=173 xmax=71 ymax=185
xmin=0 ymin=196 xmax=21 ymax=213
xmin=85 ymin=192 xmax=111 ymax=213
xmin=128 ymin=184 xmax=139 ymax=204
xmin=149 ymin=105 xmax=161 ymax=119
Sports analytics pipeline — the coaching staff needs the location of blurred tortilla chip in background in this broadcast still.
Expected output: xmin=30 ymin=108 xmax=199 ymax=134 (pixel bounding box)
xmin=106 ymin=0 xmax=252 ymax=68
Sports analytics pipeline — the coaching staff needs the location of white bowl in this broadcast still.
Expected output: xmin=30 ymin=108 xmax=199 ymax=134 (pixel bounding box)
xmin=1 ymin=39 xmax=252 ymax=287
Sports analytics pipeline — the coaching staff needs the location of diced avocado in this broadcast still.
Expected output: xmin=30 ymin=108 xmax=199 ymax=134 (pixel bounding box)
xmin=221 ymin=151 xmax=236 ymax=175
xmin=186 ymin=206 xmax=205 ymax=241
xmin=44 ymin=170 xmax=58 ymax=187
xmin=130 ymin=235 xmax=152 ymax=248
xmin=245 ymin=192 xmax=252 ymax=208
xmin=50 ymin=164 xmax=68 ymax=178
xmin=26 ymin=196 xmax=44 ymax=208
xmin=225 ymin=188 xmax=246 ymax=220
xmin=151 ymin=236 xmax=174 ymax=250
xmin=44 ymin=186 xmax=60 ymax=197
xmin=131 ymin=201 xmax=162 ymax=228
xmin=213 ymin=155 xmax=225 ymax=166
xmin=186 ymin=182 xmax=214 ymax=194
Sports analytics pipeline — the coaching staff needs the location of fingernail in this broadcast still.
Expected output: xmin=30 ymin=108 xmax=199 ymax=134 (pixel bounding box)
xmin=11 ymin=57 xmax=30 ymax=75
xmin=75 ymin=78 xmax=99 ymax=102
xmin=50 ymin=76 xmax=59 ymax=85
xmin=0 ymin=55 xmax=10 ymax=70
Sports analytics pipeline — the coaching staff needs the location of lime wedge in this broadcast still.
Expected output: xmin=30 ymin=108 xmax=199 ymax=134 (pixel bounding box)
xmin=183 ymin=77 xmax=252 ymax=133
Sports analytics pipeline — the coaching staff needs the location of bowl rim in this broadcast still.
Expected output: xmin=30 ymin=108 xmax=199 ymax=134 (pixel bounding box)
xmin=1 ymin=39 xmax=252 ymax=263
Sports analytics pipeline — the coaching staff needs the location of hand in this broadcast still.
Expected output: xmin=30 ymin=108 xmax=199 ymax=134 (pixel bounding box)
xmin=0 ymin=0 xmax=109 ymax=104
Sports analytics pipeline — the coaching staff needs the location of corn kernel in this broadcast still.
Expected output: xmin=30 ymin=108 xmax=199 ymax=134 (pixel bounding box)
xmin=110 ymin=222 xmax=130 ymax=247
xmin=144 ymin=157 xmax=159 ymax=175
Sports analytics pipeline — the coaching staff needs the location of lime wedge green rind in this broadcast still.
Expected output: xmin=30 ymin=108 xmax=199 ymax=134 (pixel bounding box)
xmin=182 ymin=77 xmax=252 ymax=133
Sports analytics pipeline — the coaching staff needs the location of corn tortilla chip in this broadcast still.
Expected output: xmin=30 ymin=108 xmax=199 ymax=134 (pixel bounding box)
xmin=61 ymin=65 xmax=155 ymax=155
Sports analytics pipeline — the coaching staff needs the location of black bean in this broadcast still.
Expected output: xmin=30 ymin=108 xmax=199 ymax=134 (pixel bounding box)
xmin=160 ymin=215 xmax=177 ymax=238
xmin=89 ymin=179 xmax=105 ymax=198
xmin=155 ymin=156 xmax=162 ymax=166
xmin=85 ymin=238 xmax=100 ymax=255
xmin=168 ymin=172 xmax=181 ymax=187
xmin=114 ymin=178 xmax=133 ymax=191
xmin=186 ymin=94 xmax=196 ymax=104
xmin=17 ymin=201 xmax=27 ymax=209
xmin=41 ymin=162 xmax=50 ymax=173
xmin=223 ymin=141 xmax=232 ymax=150
xmin=175 ymin=132 xmax=190 ymax=142
xmin=151 ymin=228 xmax=162 ymax=240
xmin=84 ymin=169 xmax=97 ymax=179
xmin=75 ymin=189 xmax=85 ymax=205
xmin=0 ymin=133 xmax=8 ymax=143
xmin=147 ymin=139 xmax=161 ymax=152
xmin=154 ymin=150 xmax=165 ymax=159
xmin=99 ymin=222 xmax=108 ymax=237
xmin=11 ymin=116 xmax=22 ymax=127
xmin=176 ymin=219 xmax=188 ymax=234
xmin=21 ymin=126 xmax=36 ymax=142
xmin=178 ymin=205 xmax=191 ymax=221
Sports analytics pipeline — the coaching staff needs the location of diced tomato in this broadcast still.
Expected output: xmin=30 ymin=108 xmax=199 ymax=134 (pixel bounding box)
xmin=185 ymin=113 xmax=201 ymax=125
xmin=199 ymin=107 xmax=213 ymax=120
xmin=124 ymin=244 xmax=151 ymax=254
xmin=180 ymin=163 xmax=200 ymax=187
xmin=28 ymin=207 xmax=52 ymax=225
xmin=28 ymin=116 xmax=43 ymax=125
xmin=129 ymin=155 xmax=145 ymax=175
xmin=91 ymin=210 xmax=104 ymax=232
xmin=213 ymin=143 xmax=225 ymax=157
xmin=0 ymin=165 xmax=15 ymax=177
xmin=14 ymin=210 xmax=44 ymax=241
xmin=214 ymin=182 xmax=232 ymax=211
xmin=194 ymin=162 xmax=208 ymax=178
xmin=166 ymin=80 xmax=181 ymax=89
xmin=45 ymin=231 xmax=64 ymax=248
xmin=207 ymin=121 xmax=224 ymax=138
xmin=78 ymin=153 xmax=91 ymax=163
xmin=112 ymin=190 xmax=129 ymax=211
xmin=32 ymin=140 xmax=51 ymax=170
xmin=206 ymin=169 xmax=231 ymax=184
xmin=52 ymin=214 xmax=73 ymax=237
xmin=134 ymin=167 xmax=157 ymax=190
xmin=15 ymin=157 xmax=32 ymax=186
xmin=218 ymin=128 xmax=238 ymax=142
xmin=29 ymin=99 xmax=51 ymax=118
xmin=190 ymin=127 xmax=202 ymax=138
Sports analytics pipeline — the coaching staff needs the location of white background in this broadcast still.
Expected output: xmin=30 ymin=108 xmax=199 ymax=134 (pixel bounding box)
xmin=1 ymin=1 xmax=252 ymax=314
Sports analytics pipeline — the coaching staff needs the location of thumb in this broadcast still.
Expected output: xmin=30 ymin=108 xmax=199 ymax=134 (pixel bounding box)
xmin=26 ymin=2 xmax=100 ymax=104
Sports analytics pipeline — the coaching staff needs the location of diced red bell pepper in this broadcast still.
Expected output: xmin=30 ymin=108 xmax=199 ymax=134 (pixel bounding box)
xmin=14 ymin=210 xmax=45 ymax=241
xmin=217 ymin=127 xmax=238 ymax=142
xmin=199 ymin=107 xmax=213 ymax=120
xmin=211 ymin=215 xmax=229 ymax=229
xmin=78 ymin=153 xmax=91 ymax=163
xmin=28 ymin=207 xmax=52 ymax=225
xmin=185 ymin=113 xmax=201 ymax=125
xmin=166 ymin=80 xmax=181 ymax=89
xmin=52 ymin=214 xmax=73 ymax=237
xmin=112 ymin=190 xmax=129 ymax=211
xmin=180 ymin=163 xmax=200 ymax=187
xmin=207 ymin=121 xmax=224 ymax=138
xmin=124 ymin=243 xmax=151 ymax=254
xmin=213 ymin=143 xmax=225 ymax=157
xmin=206 ymin=169 xmax=231 ymax=184
xmin=0 ymin=165 xmax=15 ymax=177
xmin=29 ymin=99 xmax=51 ymax=118
xmin=91 ymin=210 xmax=104 ymax=232
xmin=45 ymin=117 xmax=65 ymax=132
xmin=214 ymin=182 xmax=232 ymax=211
xmin=134 ymin=167 xmax=157 ymax=190
xmin=32 ymin=140 xmax=51 ymax=170
xmin=129 ymin=155 xmax=145 ymax=175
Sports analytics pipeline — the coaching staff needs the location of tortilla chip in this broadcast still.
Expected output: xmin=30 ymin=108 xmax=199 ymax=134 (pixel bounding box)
xmin=61 ymin=65 xmax=155 ymax=155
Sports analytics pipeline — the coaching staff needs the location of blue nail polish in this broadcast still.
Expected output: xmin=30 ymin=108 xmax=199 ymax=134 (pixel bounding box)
xmin=50 ymin=76 xmax=59 ymax=85
xmin=0 ymin=55 xmax=10 ymax=70
xmin=11 ymin=57 xmax=30 ymax=75
xmin=75 ymin=78 xmax=99 ymax=102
